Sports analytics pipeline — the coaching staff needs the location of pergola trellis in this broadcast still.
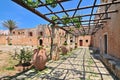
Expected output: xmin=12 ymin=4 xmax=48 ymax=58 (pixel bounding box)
xmin=12 ymin=0 xmax=120 ymax=36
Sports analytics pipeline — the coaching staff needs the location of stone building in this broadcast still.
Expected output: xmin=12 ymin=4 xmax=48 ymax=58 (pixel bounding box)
xmin=92 ymin=0 xmax=120 ymax=58
xmin=92 ymin=0 xmax=120 ymax=78
xmin=0 ymin=25 xmax=66 ymax=47
xmin=0 ymin=24 xmax=91 ymax=48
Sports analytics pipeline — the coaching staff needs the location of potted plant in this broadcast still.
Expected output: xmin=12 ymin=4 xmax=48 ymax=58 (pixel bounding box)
xmin=14 ymin=48 xmax=33 ymax=71
xmin=75 ymin=43 xmax=77 ymax=48
xmin=32 ymin=45 xmax=47 ymax=70
xmin=59 ymin=41 xmax=68 ymax=55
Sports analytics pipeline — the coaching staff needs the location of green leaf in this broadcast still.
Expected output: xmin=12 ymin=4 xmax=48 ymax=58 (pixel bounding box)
xmin=51 ymin=16 xmax=58 ymax=21
xmin=22 ymin=0 xmax=40 ymax=8
xmin=72 ymin=17 xmax=79 ymax=23
xmin=62 ymin=15 xmax=71 ymax=25
xmin=75 ymin=23 xmax=81 ymax=28
xmin=27 ymin=0 xmax=32 ymax=3
xmin=45 ymin=0 xmax=57 ymax=8
xmin=51 ymin=16 xmax=58 ymax=23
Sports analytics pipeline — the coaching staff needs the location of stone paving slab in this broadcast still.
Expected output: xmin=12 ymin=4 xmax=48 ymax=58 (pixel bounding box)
xmin=8 ymin=48 xmax=117 ymax=80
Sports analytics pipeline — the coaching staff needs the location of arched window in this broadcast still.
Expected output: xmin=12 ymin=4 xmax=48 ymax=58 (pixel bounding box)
xmin=13 ymin=32 xmax=15 ymax=35
xmin=29 ymin=32 xmax=33 ymax=36
xmin=39 ymin=32 xmax=43 ymax=36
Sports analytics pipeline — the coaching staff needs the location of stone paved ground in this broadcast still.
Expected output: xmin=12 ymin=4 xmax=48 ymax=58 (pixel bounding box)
xmin=10 ymin=48 xmax=117 ymax=80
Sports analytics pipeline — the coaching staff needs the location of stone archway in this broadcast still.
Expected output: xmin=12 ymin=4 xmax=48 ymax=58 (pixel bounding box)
xmin=39 ymin=39 xmax=43 ymax=46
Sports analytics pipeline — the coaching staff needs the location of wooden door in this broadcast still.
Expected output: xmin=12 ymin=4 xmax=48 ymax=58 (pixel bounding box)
xmin=79 ymin=40 xmax=83 ymax=46
xmin=104 ymin=35 xmax=107 ymax=54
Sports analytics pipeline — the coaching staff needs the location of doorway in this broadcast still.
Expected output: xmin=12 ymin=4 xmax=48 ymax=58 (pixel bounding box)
xmin=39 ymin=39 xmax=43 ymax=46
xmin=104 ymin=34 xmax=108 ymax=54
xmin=79 ymin=40 xmax=83 ymax=46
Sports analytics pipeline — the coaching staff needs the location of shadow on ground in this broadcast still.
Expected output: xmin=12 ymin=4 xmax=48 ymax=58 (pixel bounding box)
xmin=0 ymin=48 xmax=117 ymax=80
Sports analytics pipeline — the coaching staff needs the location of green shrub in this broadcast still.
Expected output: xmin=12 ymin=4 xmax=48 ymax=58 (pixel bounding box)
xmin=5 ymin=66 xmax=14 ymax=70
xmin=60 ymin=46 xmax=68 ymax=55
xmin=8 ymin=43 xmax=12 ymax=45
xmin=63 ymin=41 xmax=67 ymax=46
xmin=16 ymin=48 xmax=33 ymax=64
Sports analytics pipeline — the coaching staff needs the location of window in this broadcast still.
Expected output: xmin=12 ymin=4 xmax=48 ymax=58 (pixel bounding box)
xmin=39 ymin=32 xmax=43 ymax=36
xmin=22 ymin=32 xmax=24 ymax=35
xmin=70 ymin=40 xmax=73 ymax=45
xmin=18 ymin=32 xmax=20 ymax=35
xmin=70 ymin=40 xmax=73 ymax=43
xmin=86 ymin=40 xmax=88 ymax=43
xmin=13 ymin=32 xmax=15 ymax=35
xmin=29 ymin=32 xmax=33 ymax=36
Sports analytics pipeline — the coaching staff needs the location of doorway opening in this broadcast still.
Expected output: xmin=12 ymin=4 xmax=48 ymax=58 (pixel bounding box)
xmin=104 ymin=34 xmax=108 ymax=54
xmin=79 ymin=40 xmax=83 ymax=46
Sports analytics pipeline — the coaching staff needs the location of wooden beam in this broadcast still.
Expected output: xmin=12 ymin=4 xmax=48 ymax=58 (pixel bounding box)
xmin=38 ymin=0 xmax=71 ymax=7
xmin=12 ymin=0 xmax=55 ymax=24
xmin=56 ymin=17 xmax=111 ymax=23
xmin=51 ymin=10 xmax=116 ymax=22
xmin=88 ymin=0 xmax=97 ymax=34
xmin=45 ymin=1 xmax=120 ymax=15
xmin=82 ymin=10 xmax=118 ymax=17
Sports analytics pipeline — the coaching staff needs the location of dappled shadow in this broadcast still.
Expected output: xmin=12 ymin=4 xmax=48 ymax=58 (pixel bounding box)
xmin=0 ymin=67 xmax=34 ymax=80
xmin=1 ymin=48 xmax=118 ymax=80
xmin=89 ymin=47 xmax=118 ymax=80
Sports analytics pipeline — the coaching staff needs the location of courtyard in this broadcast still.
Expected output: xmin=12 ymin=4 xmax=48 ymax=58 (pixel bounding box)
xmin=0 ymin=47 xmax=118 ymax=80
xmin=0 ymin=0 xmax=120 ymax=80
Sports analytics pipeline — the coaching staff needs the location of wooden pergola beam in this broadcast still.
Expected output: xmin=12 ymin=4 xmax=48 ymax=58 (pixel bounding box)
xmin=91 ymin=0 xmax=117 ymax=34
xmin=12 ymin=0 xmax=55 ymax=24
xmin=88 ymin=0 xmax=97 ymax=33
xmin=38 ymin=0 xmax=71 ymax=7
xmin=82 ymin=10 xmax=118 ymax=17
xmin=52 ymin=10 xmax=117 ymax=22
xmin=56 ymin=17 xmax=111 ymax=23
xmin=12 ymin=0 xmax=120 ymax=35
xmin=12 ymin=0 xmax=77 ymax=36
xmin=44 ymin=1 xmax=120 ymax=15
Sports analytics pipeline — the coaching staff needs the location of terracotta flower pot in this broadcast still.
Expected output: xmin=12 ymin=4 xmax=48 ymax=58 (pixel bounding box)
xmin=32 ymin=49 xmax=47 ymax=70
xmin=60 ymin=46 xmax=68 ymax=55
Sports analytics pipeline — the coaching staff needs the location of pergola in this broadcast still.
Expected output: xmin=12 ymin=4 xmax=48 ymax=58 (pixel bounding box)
xmin=12 ymin=0 xmax=120 ymax=36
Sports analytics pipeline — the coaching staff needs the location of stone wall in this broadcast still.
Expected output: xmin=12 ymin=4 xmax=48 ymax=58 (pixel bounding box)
xmin=0 ymin=25 xmax=66 ymax=47
xmin=76 ymin=35 xmax=91 ymax=47
xmin=0 ymin=36 xmax=7 ymax=45
xmin=0 ymin=25 xmax=92 ymax=48
xmin=92 ymin=0 xmax=120 ymax=58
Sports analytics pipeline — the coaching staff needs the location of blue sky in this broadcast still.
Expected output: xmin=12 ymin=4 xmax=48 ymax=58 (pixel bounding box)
xmin=0 ymin=0 xmax=48 ymax=30
xmin=0 ymin=0 xmax=100 ymax=30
